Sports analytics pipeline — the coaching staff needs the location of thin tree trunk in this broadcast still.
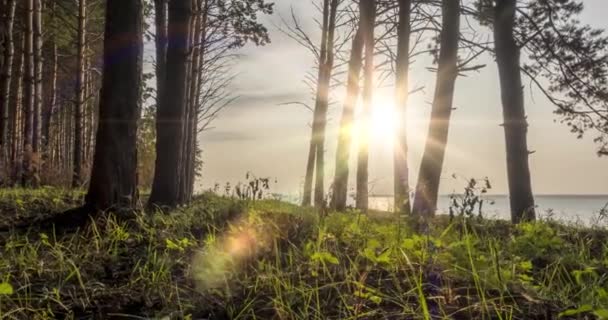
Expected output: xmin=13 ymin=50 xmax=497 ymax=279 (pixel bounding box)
xmin=32 ymin=0 xmax=42 ymax=186
xmin=72 ymin=0 xmax=86 ymax=188
xmin=0 ymin=1 xmax=4 ymax=75
xmin=302 ymin=143 xmax=316 ymax=206
xmin=331 ymin=23 xmax=364 ymax=211
xmin=313 ymin=0 xmax=338 ymax=208
xmin=22 ymin=0 xmax=34 ymax=187
xmin=84 ymin=52 xmax=93 ymax=164
xmin=149 ymin=0 xmax=192 ymax=208
xmin=494 ymin=0 xmax=535 ymax=223
xmin=412 ymin=0 xmax=460 ymax=218
xmin=188 ymin=0 xmax=209 ymax=199
xmin=393 ymin=0 xmax=411 ymax=214
xmin=356 ymin=0 xmax=376 ymax=211
xmin=0 ymin=0 xmax=16 ymax=179
xmin=154 ymin=0 xmax=167 ymax=110
xmin=9 ymin=32 xmax=23 ymax=184
xmin=179 ymin=2 xmax=197 ymax=204
xmin=86 ymin=0 xmax=143 ymax=211
xmin=302 ymin=0 xmax=330 ymax=207
xmin=183 ymin=0 xmax=204 ymax=202
xmin=43 ymin=31 xmax=57 ymax=150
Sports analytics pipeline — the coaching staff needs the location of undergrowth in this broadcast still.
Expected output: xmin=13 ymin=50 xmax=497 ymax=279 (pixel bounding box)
xmin=0 ymin=189 xmax=607 ymax=319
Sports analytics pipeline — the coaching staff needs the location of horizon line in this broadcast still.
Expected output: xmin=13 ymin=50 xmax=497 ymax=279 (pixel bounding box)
xmin=366 ymin=193 xmax=608 ymax=197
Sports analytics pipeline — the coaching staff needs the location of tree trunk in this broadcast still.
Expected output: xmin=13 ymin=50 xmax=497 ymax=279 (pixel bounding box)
xmin=32 ymin=0 xmax=42 ymax=186
xmin=393 ymin=0 xmax=411 ymax=214
xmin=149 ymin=0 xmax=192 ymax=208
xmin=9 ymin=32 xmax=23 ymax=184
xmin=179 ymin=1 xmax=199 ymax=204
xmin=182 ymin=1 xmax=204 ymax=203
xmin=154 ymin=0 xmax=167 ymax=110
xmin=43 ymin=18 xmax=57 ymax=150
xmin=0 ymin=0 xmax=4 ymax=75
xmin=302 ymin=0 xmax=330 ymax=207
xmin=0 ymin=0 xmax=16 ymax=179
xmin=313 ymin=0 xmax=338 ymax=208
xmin=72 ymin=0 xmax=86 ymax=188
xmin=493 ymin=0 xmax=535 ymax=223
xmin=356 ymin=0 xmax=376 ymax=211
xmin=331 ymin=22 xmax=364 ymax=211
xmin=412 ymin=0 xmax=460 ymax=218
xmin=22 ymin=0 xmax=34 ymax=187
xmin=86 ymin=0 xmax=143 ymax=211
xmin=187 ymin=0 xmax=209 ymax=200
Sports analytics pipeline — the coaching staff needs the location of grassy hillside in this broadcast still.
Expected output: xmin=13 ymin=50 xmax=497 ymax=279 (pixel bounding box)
xmin=0 ymin=188 xmax=607 ymax=319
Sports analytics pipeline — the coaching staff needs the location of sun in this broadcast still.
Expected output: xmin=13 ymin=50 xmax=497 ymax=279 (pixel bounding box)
xmin=370 ymin=101 xmax=397 ymax=144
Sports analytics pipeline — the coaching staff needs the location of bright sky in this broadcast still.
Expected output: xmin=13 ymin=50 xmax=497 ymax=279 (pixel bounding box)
xmin=198 ymin=0 xmax=608 ymax=196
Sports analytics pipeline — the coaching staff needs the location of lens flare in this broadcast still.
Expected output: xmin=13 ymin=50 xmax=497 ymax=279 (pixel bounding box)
xmin=191 ymin=216 xmax=268 ymax=291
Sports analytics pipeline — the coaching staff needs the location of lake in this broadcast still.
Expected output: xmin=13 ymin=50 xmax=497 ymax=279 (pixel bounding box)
xmin=368 ymin=194 xmax=608 ymax=224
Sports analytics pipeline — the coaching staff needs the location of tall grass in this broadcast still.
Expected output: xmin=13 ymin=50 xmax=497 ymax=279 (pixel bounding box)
xmin=0 ymin=189 xmax=607 ymax=319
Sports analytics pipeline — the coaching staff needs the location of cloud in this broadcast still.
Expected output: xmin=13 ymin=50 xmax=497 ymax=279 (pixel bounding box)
xmin=231 ymin=90 xmax=311 ymax=108
xmin=202 ymin=130 xmax=257 ymax=142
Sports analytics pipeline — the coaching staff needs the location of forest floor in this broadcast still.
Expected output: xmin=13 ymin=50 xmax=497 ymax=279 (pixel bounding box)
xmin=0 ymin=188 xmax=608 ymax=319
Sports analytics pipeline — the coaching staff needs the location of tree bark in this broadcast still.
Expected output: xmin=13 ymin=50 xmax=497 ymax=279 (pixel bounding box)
xmin=356 ymin=0 xmax=376 ymax=211
xmin=302 ymin=0 xmax=331 ymax=207
xmin=72 ymin=0 xmax=86 ymax=188
xmin=493 ymin=0 xmax=536 ymax=223
xmin=86 ymin=0 xmax=143 ymax=211
xmin=182 ymin=0 xmax=205 ymax=203
xmin=9 ymin=31 xmax=23 ymax=184
xmin=43 ymin=14 xmax=57 ymax=150
xmin=180 ymin=0 xmax=201 ymax=203
xmin=313 ymin=0 xmax=338 ymax=208
xmin=0 ymin=0 xmax=4 ymax=75
xmin=393 ymin=0 xmax=411 ymax=214
xmin=149 ymin=0 xmax=192 ymax=208
xmin=412 ymin=0 xmax=460 ymax=218
xmin=22 ymin=0 xmax=34 ymax=187
xmin=0 ymin=0 xmax=16 ymax=178
xmin=32 ymin=0 xmax=42 ymax=186
xmin=331 ymin=20 xmax=364 ymax=211
xmin=154 ymin=0 xmax=167 ymax=112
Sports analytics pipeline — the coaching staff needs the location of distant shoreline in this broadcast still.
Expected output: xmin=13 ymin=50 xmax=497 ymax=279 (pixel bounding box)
xmin=368 ymin=194 xmax=608 ymax=198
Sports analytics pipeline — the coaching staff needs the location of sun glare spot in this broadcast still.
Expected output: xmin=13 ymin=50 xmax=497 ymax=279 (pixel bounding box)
xmin=370 ymin=101 xmax=397 ymax=146
xmin=191 ymin=217 xmax=270 ymax=291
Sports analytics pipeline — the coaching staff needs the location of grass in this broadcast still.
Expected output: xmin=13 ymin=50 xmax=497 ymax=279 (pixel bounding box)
xmin=0 ymin=188 xmax=607 ymax=319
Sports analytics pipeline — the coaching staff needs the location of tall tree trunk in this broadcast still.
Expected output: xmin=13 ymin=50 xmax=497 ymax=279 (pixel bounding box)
xmin=313 ymin=0 xmax=338 ymax=208
xmin=0 ymin=0 xmax=16 ymax=179
xmin=42 ymin=1 xmax=57 ymax=150
xmin=9 ymin=32 xmax=23 ymax=184
xmin=331 ymin=20 xmax=364 ymax=211
xmin=494 ymin=0 xmax=535 ymax=223
xmin=187 ymin=0 xmax=209 ymax=200
xmin=393 ymin=0 xmax=411 ymax=214
xmin=72 ymin=0 xmax=86 ymax=188
xmin=83 ymin=52 xmax=93 ymax=164
xmin=179 ymin=1 xmax=198 ymax=204
xmin=412 ymin=0 xmax=460 ymax=218
xmin=0 ymin=0 xmax=4 ymax=75
xmin=302 ymin=0 xmax=330 ymax=207
xmin=154 ymin=0 xmax=167 ymax=110
xmin=86 ymin=0 xmax=143 ymax=211
xmin=355 ymin=0 xmax=376 ymax=211
xmin=42 ymin=25 xmax=58 ymax=147
xmin=32 ymin=0 xmax=42 ymax=186
xmin=22 ymin=0 xmax=34 ymax=187
xmin=182 ymin=0 xmax=204 ymax=203
xmin=149 ymin=0 xmax=192 ymax=208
